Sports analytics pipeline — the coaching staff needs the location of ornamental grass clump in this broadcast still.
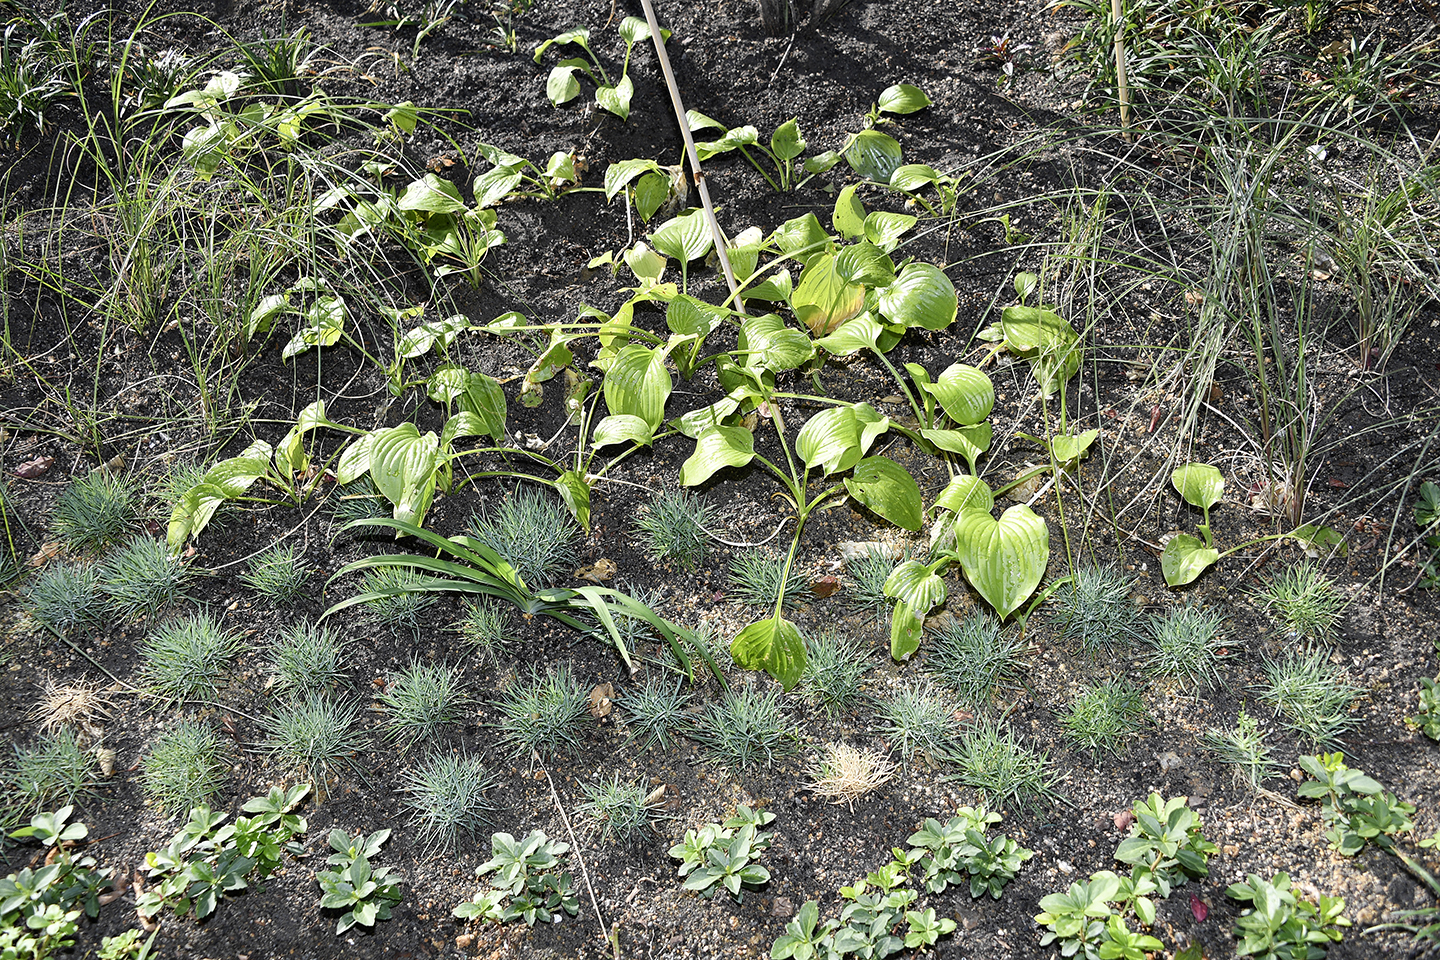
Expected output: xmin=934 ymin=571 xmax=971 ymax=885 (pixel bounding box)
xmin=100 ymin=534 xmax=191 ymax=619
xmin=51 ymin=470 xmax=135 ymax=553
xmin=140 ymin=610 xmax=241 ymax=705
xmin=688 ymin=685 xmax=799 ymax=774
xmin=468 ymin=486 xmax=578 ymax=587
xmin=926 ymin=609 xmax=1025 ymax=709
xmin=400 ymin=752 xmax=496 ymax=853
xmin=268 ymin=621 xmax=352 ymax=696
xmin=1255 ymin=562 xmax=1348 ymax=643
xmin=493 ymin=666 xmax=588 ymax=763
xmin=25 ymin=561 xmax=105 ymax=634
xmin=378 ymin=661 xmax=469 ymax=750
xmin=142 ymin=721 xmax=228 ymax=818
xmin=1052 ymin=564 xmax=1143 ymax=657
xmin=633 ymin=488 xmax=715 ymax=570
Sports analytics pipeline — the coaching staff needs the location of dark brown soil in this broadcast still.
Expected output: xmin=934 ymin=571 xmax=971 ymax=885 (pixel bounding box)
xmin=3 ymin=0 xmax=1440 ymax=958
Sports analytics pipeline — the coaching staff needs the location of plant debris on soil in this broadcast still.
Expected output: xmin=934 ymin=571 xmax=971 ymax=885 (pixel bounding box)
xmin=2 ymin=0 xmax=1440 ymax=957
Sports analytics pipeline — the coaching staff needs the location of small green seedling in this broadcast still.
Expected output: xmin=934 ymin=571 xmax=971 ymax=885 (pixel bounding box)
xmin=1226 ymin=872 xmax=1349 ymax=959
xmin=317 ymin=828 xmax=403 ymax=934
xmin=1160 ymin=463 xmax=1347 ymax=587
xmin=669 ymin=805 xmax=775 ymax=902
xmin=533 ymin=18 xmax=669 ymax=121
xmin=454 ymin=830 xmax=579 ymax=926
xmin=687 ymin=112 xmax=841 ymax=192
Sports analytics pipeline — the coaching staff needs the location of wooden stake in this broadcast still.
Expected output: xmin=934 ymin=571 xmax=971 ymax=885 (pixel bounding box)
xmin=637 ymin=0 xmax=747 ymax=314
xmin=1111 ymin=0 xmax=1131 ymax=138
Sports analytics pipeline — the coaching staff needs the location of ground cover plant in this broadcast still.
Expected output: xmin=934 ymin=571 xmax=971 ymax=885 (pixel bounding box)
xmin=0 ymin=0 xmax=1438 ymax=956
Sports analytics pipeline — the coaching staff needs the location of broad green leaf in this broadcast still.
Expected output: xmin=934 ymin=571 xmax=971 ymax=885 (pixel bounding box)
xmin=814 ymin=313 xmax=883 ymax=356
xmin=921 ymin=424 xmax=992 ymax=476
xmin=203 ymin=439 xmax=274 ymax=498
xmin=877 ymin=263 xmax=956 ymax=331
xmin=679 ymin=425 xmax=755 ymax=485
xmin=846 ymin=456 xmax=923 ymax=530
xmin=595 ymin=76 xmax=634 ymax=120
xmin=399 ymin=314 xmax=470 ymax=359
xmin=440 ymin=411 xmax=486 ymax=448
xmin=725 ymin=226 xmax=764 ymax=285
xmin=835 ymin=242 xmax=895 ymax=287
xmin=603 ymin=344 xmax=672 ymax=431
xmin=771 ymin=118 xmax=805 ymax=162
xmin=534 ymin=26 xmax=592 ymax=64
xmin=883 ymin=559 xmax=947 ymax=610
xmin=743 ymin=269 xmax=793 ymax=303
xmin=456 ymin=371 xmax=507 ymax=440
xmin=555 ymin=470 xmax=591 ymax=533
xmin=625 ymin=241 xmax=667 ymax=283
xmin=618 ymin=15 xmax=668 ymax=44
xmin=282 ymin=296 xmax=347 ymax=360
xmin=592 ymin=414 xmax=653 ymax=448
xmin=651 ymin=209 xmax=713 ymax=263
xmin=1171 ymin=463 xmax=1225 ymax=512
xmin=737 ymin=313 xmax=813 ymax=372
xmin=667 ymin=295 xmax=726 ymax=338
xmin=275 ymin=401 xmax=326 ymax=478
xmin=956 ymin=505 xmax=1049 ymax=620
xmin=168 ymin=483 xmax=230 ymax=551
xmin=369 ymin=424 xmax=440 ymax=526
xmin=999 ymin=304 xmax=1080 ymax=397
xmin=877 ymin=83 xmax=932 ymax=115
xmin=928 ymin=362 xmax=994 ymax=425
xmin=889 ymin=163 xmax=940 ymax=191
xmin=769 ymin=213 xmax=831 ymax=268
xmin=546 ymin=63 xmax=584 ymax=105
xmin=730 ymin=615 xmax=805 ymax=691
xmin=833 ymin=184 xmax=866 ymax=239
xmin=604 ymin=158 xmax=664 ymax=201
xmin=797 ymin=406 xmax=863 ymax=475
xmin=671 ymin=394 xmax=741 ymax=439
xmin=1049 ymin=428 xmax=1099 ymax=464
xmin=473 ymin=166 xmax=523 ymax=209
xmin=864 ymin=211 xmax=917 ymax=252
xmin=685 ymin=109 xmax=727 ymax=132
xmin=802 ymin=150 xmax=842 ymax=175
xmin=247 ymin=292 xmax=289 ymax=338
xmin=397 ymin=174 xmax=468 ymax=214
xmin=792 ymin=253 xmax=864 ymax=336
xmin=889 ymin=600 xmax=925 ymax=661
xmin=934 ymin=474 xmax=994 ymax=515
xmin=427 ymin=364 xmax=468 ymax=403
xmin=1161 ymin=534 xmax=1219 ymax=587
xmin=336 ymin=433 xmax=373 ymax=484
xmin=843 ymin=129 xmax=903 ymax=182
xmin=634 ymin=171 xmax=669 ymax=222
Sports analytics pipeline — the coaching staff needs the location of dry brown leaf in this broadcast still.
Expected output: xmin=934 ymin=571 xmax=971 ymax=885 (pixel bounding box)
xmin=13 ymin=455 xmax=54 ymax=479
xmin=574 ymin=558 xmax=617 ymax=583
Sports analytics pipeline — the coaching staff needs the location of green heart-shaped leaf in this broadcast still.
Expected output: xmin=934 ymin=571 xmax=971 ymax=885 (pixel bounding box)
xmin=679 ymin=425 xmax=755 ymax=485
xmin=1171 ymin=463 xmax=1225 ymax=511
xmin=876 ymin=263 xmax=956 ymax=331
xmin=796 ymin=406 xmax=863 ymax=475
xmin=845 ymin=456 xmax=923 ymax=531
xmin=730 ymin=615 xmax=805 ymax=690
xmin=955 ymin=505 xmax=1049 ymax=620
xmin=928 ymin=362 xmax=994 ymax=425
xmin=1160 ymin=534 xmax=1219 ymax=587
